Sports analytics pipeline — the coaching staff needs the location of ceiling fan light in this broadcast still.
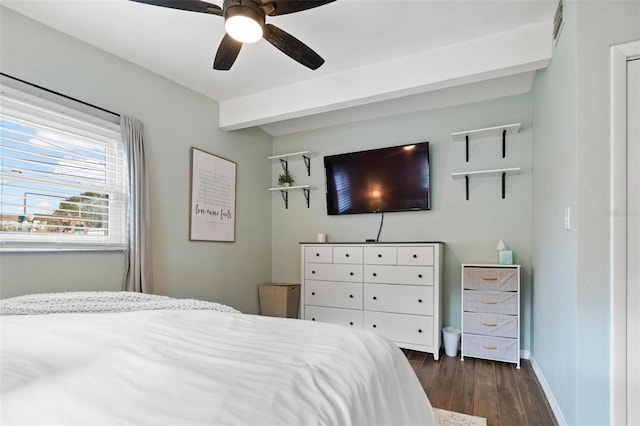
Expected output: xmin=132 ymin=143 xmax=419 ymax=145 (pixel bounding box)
xmin=225 ymin=5 xmax=263 ymax=44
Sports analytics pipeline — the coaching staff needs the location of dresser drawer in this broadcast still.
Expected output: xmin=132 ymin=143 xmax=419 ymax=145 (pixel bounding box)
xmin=463 ymin=312 xmax=518 ymax=338
xmin=463 ymin=267 xmax=518 ymax=291
xmin=463 ymin=333 xmax=518 ymax=363
xmin=333 ymin=246 xmax=364 ymax=264
xmin=305 ymin=280 xmax=363 ymax=310
xmin=463 ymin=290 xmax=518 ymax=315
xmin=364 ymin=265 xmax=433 ymax=286
xmin=364 ymin=246 xmax=397 ymax=265
xmin=398 ymin=246 xmax=434 ymax=266
xmin=304 ymin=246 xmax=333 ymax=263
xmin=364 ymin=283 xmax=433 ymax=315
xmin=364 ymin=311 xmax=434 ymax=346
xmin=304 ymin=306 xmax=362 ymax=328
xmin=305 ymin=263 xmax=363 ymax=282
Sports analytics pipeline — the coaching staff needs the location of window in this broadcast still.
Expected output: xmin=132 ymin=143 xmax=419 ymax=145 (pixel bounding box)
xmin=0 ymin=87 xmax=128 ymax=250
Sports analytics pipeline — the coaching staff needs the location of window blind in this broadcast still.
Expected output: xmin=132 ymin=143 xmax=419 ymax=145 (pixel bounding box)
xmin=0 ymin=87 xmax=128 ymax=250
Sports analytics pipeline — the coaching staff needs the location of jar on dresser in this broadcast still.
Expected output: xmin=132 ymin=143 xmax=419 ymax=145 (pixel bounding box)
xmin=461 ymin=264 xmax=521 ymax=368
xmin=300 ymin=242 xmax=443 ymax=360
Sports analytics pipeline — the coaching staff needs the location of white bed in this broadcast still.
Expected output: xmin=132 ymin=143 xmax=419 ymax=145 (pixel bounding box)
xmin=0 ymin=292 xmax=437 ymax=425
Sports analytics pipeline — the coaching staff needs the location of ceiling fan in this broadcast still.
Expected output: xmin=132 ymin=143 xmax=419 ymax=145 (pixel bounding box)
xmin=130 ymin=0 xmax=335 ymax=70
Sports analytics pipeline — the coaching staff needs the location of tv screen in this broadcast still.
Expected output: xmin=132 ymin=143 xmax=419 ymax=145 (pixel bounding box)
xmin=324 ymin=142 xmax=430 ymax=215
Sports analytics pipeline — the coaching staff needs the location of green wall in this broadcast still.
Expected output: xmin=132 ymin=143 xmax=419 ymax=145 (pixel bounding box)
xmin=0 ymin=7 xmax=273 ymax=314
xmin=531 ymin=0 xmax=579 ymax=422
xmin=271 ymin=94 xmax=534 ymax=350
xmin=532 ymin=1 xmax=640 ymax=424
xmin=575 ymin=2 xmax=639 ymax=423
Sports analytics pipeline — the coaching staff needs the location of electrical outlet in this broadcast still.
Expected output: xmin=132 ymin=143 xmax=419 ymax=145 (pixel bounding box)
xmin=564 ymin=207 xmax=571 ymax=230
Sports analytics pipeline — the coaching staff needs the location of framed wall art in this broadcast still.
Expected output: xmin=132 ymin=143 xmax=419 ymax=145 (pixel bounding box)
xmin=189 ymin=147 xmax=236 ymax=242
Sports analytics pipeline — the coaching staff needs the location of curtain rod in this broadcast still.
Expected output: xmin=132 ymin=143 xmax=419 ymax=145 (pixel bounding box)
xmin=0 ymin=72 xmax=120 ymax=118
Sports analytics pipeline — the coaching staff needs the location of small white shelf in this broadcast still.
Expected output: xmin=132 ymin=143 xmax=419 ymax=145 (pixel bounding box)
xmin=450 ymin=167 xmax=521 ymax=179
xmin=452 ymin=123 xmax=521 ymax=161
xmin=268 ymin=151 xmax=312 ymax=177
xmin=267 ymin=151 xmax=312 ymax=161
xmin=451 ymin=123 xmax=521 ymax=142
xmin=269 ymin=185 xmax=311 ymax=209
xmin=268 ymin=152 xmax=313 ymax=208
xmin=451 ymin=168 xmax=521 ymax=200
xmin=268 ymin=185 xmax=311 ymax=191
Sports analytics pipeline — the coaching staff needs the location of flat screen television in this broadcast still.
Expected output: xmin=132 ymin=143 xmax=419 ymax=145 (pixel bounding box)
xmin=324 ymin=142 xmax=430 ymax=215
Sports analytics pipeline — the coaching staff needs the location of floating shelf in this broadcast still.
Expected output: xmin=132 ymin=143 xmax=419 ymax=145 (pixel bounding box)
xmin=451 ymin=168 xmax=521 ymax=200
xmin=268 ymin=185 xmax=311 ymax=209
xmin=451 ymin=124 xmax=521 ymax=142
xmin=267 ymin=151 xmax=311 ymax=160
xmin=268 ymin=151 xmax=312 ymax=176
xmin=268 ymin=185 xmax=311 ymax=191
xmin=450 ymin=168 xmax=521 ymax=179
xmin=451 ymin=123 xmax=521 ymax=161
xmin=268 ymin=152 xmax=313 ymax=209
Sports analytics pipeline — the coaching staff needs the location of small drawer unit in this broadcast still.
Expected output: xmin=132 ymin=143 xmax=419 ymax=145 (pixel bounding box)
xmin=301 ymin=243 xmax=443 ymax=360
xmin=461 ymin=264 xmax=521 ymax=368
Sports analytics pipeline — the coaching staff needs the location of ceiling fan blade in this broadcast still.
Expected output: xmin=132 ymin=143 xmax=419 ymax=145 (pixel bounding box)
xmin=263 ymin=24 xmax=324 ymax=70
xmin=129 ymin=0 xmax=222 ymax=15
xmin=214 ymin=34 xmax=243 ymax=70
xmin=264 ymin=0 xmax=335 ymax=16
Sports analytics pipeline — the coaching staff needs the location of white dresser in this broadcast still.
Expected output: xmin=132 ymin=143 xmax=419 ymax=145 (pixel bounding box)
xmin=460 ymin=264 xmax=520 ymax=368
xmin=300 ymin=243 xmax=443 ymax=360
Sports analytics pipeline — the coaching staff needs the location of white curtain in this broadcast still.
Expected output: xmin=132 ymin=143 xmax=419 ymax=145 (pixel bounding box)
xmin=121 ymin=116 xmax=153 ymax=293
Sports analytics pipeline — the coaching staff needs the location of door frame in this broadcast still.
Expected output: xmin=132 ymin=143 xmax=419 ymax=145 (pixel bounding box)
xmin=610 ymin=39 xmax=640 ymax=426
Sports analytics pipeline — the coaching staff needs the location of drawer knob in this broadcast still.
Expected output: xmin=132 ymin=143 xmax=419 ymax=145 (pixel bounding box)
xmin=482 ymin=277 xmax=498 ymax=281
xmin=349 ymin=272 xmax=354 ymax=276
xmin=311 ymin=292 xmax=316 ymax=296
xmin=482 ymin=322 xmax=498 ymax=327
xmin=418 ymin=329 xmax=423 ymax=333
xmin=349 ymin=294 xmax=354 ymax=298
xmin=349 ymin=321 xmax=354 ymax=326
xmin=482 ymin=345 xmax=498 ymax=350
xmin=312 ymin=270 xmax=316 ymax=274
xmin=481 ymin=300 xmax=498 ymax=305
xmin=345 ymin=253 xmax=350 ymax=257
xmin=373 ymin=273 xmax=377 ymax=277
xmin=418 ymin=299 xmax=423 ymax=303
xmin=377 ymin=254 xmax=382 ymax=258
xmin=372 ymin=324 xmax=377 ymax=328
xmin=413 ymin=254 xmax=417 ymax=258
xmin=418 ymin=274 xmax=423 ymax=278
xmin=372 ymin=296 xmax=377 ymax=300
xmin=315 ymin=253 xmax=320 ymax=257
xmin=311 ymin=318 xmax=316 ymax=321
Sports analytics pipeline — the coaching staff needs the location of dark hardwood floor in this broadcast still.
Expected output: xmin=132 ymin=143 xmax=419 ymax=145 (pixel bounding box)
xmin=403 ymin=349 xmax=558 ymax=426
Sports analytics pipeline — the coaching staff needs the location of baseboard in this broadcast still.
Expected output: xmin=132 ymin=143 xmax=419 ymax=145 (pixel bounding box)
xmin=529 ymin=354 xmax=568 ymax=426
xmin=520 ymin=349 xmax=530 ymax=360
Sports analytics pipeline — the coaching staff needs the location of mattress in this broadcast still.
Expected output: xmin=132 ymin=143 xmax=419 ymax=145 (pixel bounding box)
xmin=0 ymin=292 xmax=437 ymax=425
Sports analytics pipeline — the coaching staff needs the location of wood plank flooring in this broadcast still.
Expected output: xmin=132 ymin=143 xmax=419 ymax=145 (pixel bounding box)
xmin=403 ymin=349 xmax=558 ymax=426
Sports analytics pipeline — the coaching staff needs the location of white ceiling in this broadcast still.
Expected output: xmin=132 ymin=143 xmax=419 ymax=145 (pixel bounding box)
xmin=3 ymin=0 xmax=558 ymax=135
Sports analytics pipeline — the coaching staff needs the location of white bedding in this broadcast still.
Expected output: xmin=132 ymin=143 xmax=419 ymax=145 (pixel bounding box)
xmin=1 ymin=295 xmax=436 ymax=425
